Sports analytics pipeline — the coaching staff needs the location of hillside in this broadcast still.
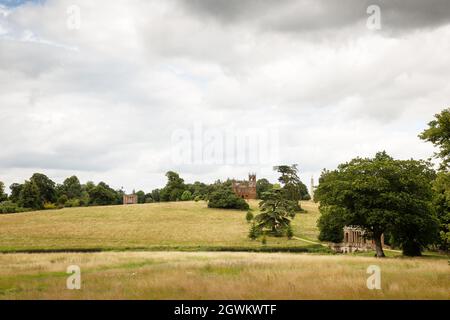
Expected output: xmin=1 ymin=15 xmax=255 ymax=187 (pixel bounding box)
xmin=0 ymin=200 xmax=321 ymax=253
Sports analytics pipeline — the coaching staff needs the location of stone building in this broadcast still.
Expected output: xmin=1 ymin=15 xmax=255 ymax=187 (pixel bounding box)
xmin=123 ymin=194 xmax=138 ymax=205
xmin=329 ymin=226 xmax=384 ymax=253
xmin=232 ymin=174 xmax=257 ymax=200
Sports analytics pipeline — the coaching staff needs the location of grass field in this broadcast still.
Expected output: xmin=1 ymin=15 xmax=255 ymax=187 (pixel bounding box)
xmin=1 ymin=200 xmax=448 ymax=300
xmin=0 ymin=200 xmax=322 ymax=253
xmin=0 ymin=251 xmax=448 ymax=300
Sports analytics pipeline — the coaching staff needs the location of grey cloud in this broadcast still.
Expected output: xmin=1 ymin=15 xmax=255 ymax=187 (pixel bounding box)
xmin=179 ymin=0 xmax=450 ymax=33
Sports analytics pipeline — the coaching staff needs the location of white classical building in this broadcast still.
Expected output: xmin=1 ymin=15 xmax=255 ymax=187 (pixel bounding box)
xmin=329 ymin=226 xmax=385 ymax=253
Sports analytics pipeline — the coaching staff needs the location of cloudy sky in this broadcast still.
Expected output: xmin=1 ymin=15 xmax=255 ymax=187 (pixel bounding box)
xmin=0 ymin=0 xmax=449 ymax=193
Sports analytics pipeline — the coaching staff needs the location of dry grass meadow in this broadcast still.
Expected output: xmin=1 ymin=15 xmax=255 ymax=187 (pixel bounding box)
xmin=0 ymin=200 xmax=448 ymax=300
xmin=0 ymin=251 xmax=448 ymax=300
xmin=0 ymin=200 xmax=321 ymax=252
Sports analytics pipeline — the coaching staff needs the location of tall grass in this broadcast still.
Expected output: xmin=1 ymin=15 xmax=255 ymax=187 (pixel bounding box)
xmin=0 ymin=252 xmax=448 ymax=300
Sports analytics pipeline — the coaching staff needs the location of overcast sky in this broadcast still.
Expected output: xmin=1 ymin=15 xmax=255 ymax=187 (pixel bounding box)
xmin=0 ymin=0 xmax=449 ymax=193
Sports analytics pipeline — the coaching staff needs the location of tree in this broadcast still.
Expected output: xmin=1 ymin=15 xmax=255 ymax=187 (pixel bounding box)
xmin=206 ymin=179 xmax=233 ymax=201
xmin=79 ymin=191 xmax=90 ymax=206
xmin=84 ymin=181 xmax=96 ymax=194
xmin=317 ymin=206 xmax=346 ymax=243
xmin=88 ymin=182 xmax=117 ymax=206
xmin=180 ymin=190 xmax=192 ymax=201
xmin=256 ymin=178 xmax=272 ymax=199
xmin=419 ymin=108 xmax=450 ymax=170
xmin=62 ymin=176 xmax=82 ymax=199
xmin=0 ymin=181 xmax=7 ymax=202
xmin=160 ymin=171 xmax=185 ymax=201
xmin=246 ymin=210 xmax=254 ymax=223
xmin=58 ymin=194 xmax=68 ymax=206
xmin=420 ymin=108 xmax=450 ymax=251
xmin=273 ymin=165 xmax=309 ymax=210
xmin=186 ymin=181 xmax=208 ymax=200
xmin=19 ymin=180 xmax=42 ymax=209
xmin=208 ymin=188 xmax=249 ymax=210
xmin=136 ymin=190 xmax=146 ymax=204
xmin=248 ymin=222 xmax=260 ymax=240
xmin=151 ymin=189 xmax=161 ymax=202
xmin=114 ymin=188 xmax=125 ymax=205
xmin=431 ymin=172 xmax=450 ymax=251
xmin=315 ymin=152 xmax=439 ymax=257
xmin=254 ymin=189 xmax=296 ymax=237
xmin=30 ymin=173 xmax=56 ymax=203
xmin=9 ymin=183 xmax=23 ymax=203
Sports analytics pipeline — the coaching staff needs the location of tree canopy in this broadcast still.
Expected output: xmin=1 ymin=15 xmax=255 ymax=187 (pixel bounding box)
xmin=256 ymin=178 xmax=273 ymax=199
xmin=30 ymin=173 xmax=56 ymax=204
xmin=19 ymin=180 xmax=42 ymax=209
xmin=273 ymin=164 xmax=309 ymax=210
xmin=419 ymin=107 xmax=450 ymax=170
xmin=160 ymin=171 xmax=186 ymax=201
xmin=61 ymin=176 xmax=82 ymax=199
xmin=315 ymin=152 xmax=439 ymax=257
xmin=88 ymin=182 xmax=120 ymax=206
xmin=255 ymin=189 xmax=296 ymax=236
xmin=431 ymin=171 xmax=450 ymax=250
xmin=207 ymin=187 xmax=249 ymax=210
xmin=0 ymin=181 xmax=7 ymax=202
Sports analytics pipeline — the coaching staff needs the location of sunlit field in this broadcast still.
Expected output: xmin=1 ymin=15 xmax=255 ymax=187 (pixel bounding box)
xmin=0 ymin=201 xmax=322 ymax=253
xmin=0 ymin=251 xmax=448 ymax=300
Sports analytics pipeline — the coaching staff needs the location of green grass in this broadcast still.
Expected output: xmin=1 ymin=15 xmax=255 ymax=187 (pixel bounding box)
xmin=0 ymin=200 xmax=321 ymax=253
xmin=294 ymin=201 xmax=321 ymax=241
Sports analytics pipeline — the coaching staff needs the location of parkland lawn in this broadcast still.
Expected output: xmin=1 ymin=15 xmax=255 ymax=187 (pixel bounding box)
xmin=1 ymin=200 xmax=448 ymax=300
xmin=0 ymin=200 xmax=322 ymax=253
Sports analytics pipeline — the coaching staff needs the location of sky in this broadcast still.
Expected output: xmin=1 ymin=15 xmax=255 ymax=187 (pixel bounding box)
xmin=0 ymin=0 xmax=449 ymax=194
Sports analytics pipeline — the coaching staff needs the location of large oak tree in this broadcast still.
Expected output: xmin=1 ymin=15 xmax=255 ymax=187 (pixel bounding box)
xmin=315 ymin=152 xmax=439 ymax=257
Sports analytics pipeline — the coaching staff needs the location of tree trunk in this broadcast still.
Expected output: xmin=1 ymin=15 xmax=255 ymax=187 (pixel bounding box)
xmin=373 ymin=232 xmax=385 ymax=258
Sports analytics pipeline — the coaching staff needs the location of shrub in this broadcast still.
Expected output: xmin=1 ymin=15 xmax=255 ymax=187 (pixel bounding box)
xmin=261 ymin=235 xmax=267 ymax=245
xmin=194 ymin=196 xmax=201 ymax=202
xmin=181 ymin=190 xmax=192 ymax=201
xmin=286 ymin=224 xmax=294 ymax=239
xmin=248 ymin=222 xmax=260 ymax=240
xmin=43 ymin=202 xmax=57 ymax=210
xmin=65 ymin=199 xmax=80 ymax=208
xmin=58 ymin=195 xmax=68 ymax=206
xmin=208 ymin=188 xmax=249 ymax=210
xmin=246 ymin=210 xmax=254 ymax=223
xmin=0 ymin=201 xmax=28 ymax=214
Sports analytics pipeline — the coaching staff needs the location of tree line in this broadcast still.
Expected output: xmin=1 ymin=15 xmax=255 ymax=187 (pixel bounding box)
xmin=0 ymin=175 xmax=128 ymax=213
xmin=0 ymin=167 xmax=311 ymax=213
